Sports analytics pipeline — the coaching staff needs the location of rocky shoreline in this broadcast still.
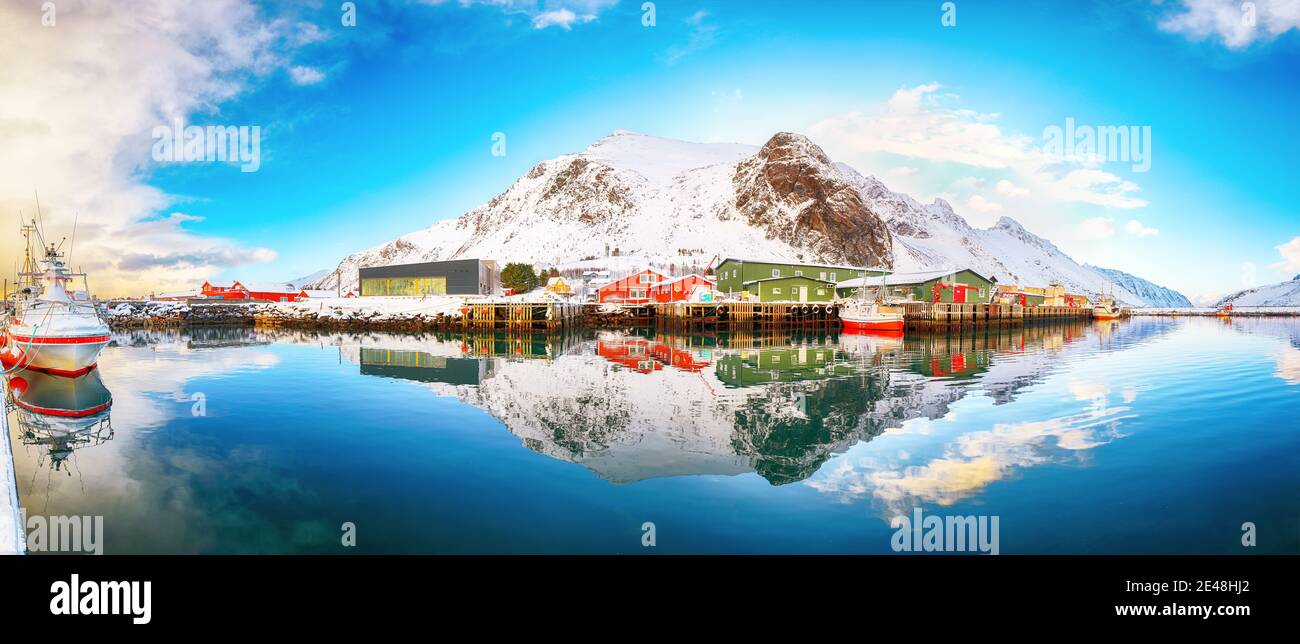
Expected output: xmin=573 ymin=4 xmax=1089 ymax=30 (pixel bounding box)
xmin=104 ymin=300 xmax=652 ymax=332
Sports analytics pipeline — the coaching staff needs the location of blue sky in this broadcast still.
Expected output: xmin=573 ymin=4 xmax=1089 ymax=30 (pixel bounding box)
xmin=7 ymin=0 xmax=1296 ymax=300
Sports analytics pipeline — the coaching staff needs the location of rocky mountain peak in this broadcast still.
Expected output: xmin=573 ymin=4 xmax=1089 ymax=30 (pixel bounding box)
xmin=730 ymin=132 xmax=894 ymax=267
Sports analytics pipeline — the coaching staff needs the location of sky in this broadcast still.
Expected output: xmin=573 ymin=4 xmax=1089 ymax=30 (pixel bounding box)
xmin=1 ymin=0 xmax=1297 ymax=302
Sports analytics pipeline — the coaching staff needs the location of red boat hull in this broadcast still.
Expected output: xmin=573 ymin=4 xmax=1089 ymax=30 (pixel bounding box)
xmin=841 ymin=318 xmax=905 ymax=332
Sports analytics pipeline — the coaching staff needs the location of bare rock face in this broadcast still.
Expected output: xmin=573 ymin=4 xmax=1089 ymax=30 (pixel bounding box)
xmin=732 ymin=132 xmax=894 ymax=267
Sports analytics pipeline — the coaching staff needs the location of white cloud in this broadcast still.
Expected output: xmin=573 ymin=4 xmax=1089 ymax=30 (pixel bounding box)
xmin=808 ymin=84 xmax=1149 ymax=212
xmin=1125 ymin=219 xmax=1160 ymax=237
xmin=887 ymin=166 xmax=919 ymax=178
xmin=0 ymin=0 xmax=317 ymax=296
xmin=662 ymin=9 xmax=719 ymax=65
xmin=532 ymin=9 xmax=597 ymax=30
xmin=424 ymin=0 xmax=615 ymax=30
xmin=1076 ymin=217 xmax=1117 ymax=241
xmin=288 ymin=65 xmax=325 ymax=85
xmin=995 ymin=179 xmax=1028 ymax=197
xmin=966 ymin=195 xmax=1003 ymax=214
xmin=1159 ymin=0 xmax=1300 ymax=49
xmin=1274 ymin=236 xmax=1300 ymax=272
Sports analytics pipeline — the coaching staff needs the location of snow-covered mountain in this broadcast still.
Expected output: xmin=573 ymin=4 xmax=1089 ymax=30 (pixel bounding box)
xmin=287 ymin=269 xmax=330 ymax=290
xmin=310 ymin=130 xmax=1179 ymax=306
xmin=1216 ymin=276 xmax=1300 ymax=307
xmin=1089 ymin=266 xmax=1192 ymax=308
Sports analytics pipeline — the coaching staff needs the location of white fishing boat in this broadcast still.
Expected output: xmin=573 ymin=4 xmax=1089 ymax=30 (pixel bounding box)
xmin=839 ymin=270 xmax=905 ymax=333
xmin=1091 ymin=295 xmax=1123 ymax=321
xmin=2 ymin=221 xmax=110 ymax=377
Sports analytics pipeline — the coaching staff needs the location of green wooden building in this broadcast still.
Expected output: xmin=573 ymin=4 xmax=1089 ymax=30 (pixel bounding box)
xmin=714 ymin=258 xmax=883 ymax=299
xmin=741 ymin=275 xmax=839 ymax=303
xmin=835 ymin=269 xmax=997 ymax=304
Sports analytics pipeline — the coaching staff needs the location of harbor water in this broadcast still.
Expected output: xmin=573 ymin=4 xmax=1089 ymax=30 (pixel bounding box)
xmin=3 ymin=317 xmax=1298 ymax=554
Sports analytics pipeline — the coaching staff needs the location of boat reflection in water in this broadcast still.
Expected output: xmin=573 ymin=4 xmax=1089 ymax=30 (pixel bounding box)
xmin=4 ymin=367 xmax=113 ymax=474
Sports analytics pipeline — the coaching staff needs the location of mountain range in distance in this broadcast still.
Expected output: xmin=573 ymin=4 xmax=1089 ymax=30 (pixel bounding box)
xmin=301 ymin=130 xmax=1202 ymax=307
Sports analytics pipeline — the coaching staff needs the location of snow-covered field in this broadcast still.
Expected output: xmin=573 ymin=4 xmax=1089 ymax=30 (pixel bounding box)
xmin=263 ymin=296 xmax=468 ymax=320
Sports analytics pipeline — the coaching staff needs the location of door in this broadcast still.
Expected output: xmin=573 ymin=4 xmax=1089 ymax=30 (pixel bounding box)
xmin=953 ymin=285 xmax=967 ymax=304
xmin=798 ymin=286 xmax=808 ymax=303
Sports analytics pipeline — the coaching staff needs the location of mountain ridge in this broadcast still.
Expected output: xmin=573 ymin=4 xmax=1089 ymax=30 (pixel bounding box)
xmin=307 ymin=130 xmax=1187 ymax=306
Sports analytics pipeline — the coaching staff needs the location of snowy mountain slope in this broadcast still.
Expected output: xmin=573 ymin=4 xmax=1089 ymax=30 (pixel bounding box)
xmin=287 ymin=269 xmax=329 ymax=290
xmin=1216 ymin=276 xmax=1300 ymax=307
xmin=310 ymin=130 xmax=1175 ymax=305
xmin=1089 ymin=266 xmax=1192 ymax=307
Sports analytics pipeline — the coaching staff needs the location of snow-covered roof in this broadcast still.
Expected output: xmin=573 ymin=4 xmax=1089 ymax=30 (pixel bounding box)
xmin=837 ymin=269 xmax=993 ymax=289
xmin=241 ymin=282 xmax=298 ymax=293
xmin=742 ymin=275 xmax=836 ymax=286
xmin=719 ymin=257 xmax=884 ymax=273
xmin=649 ymin=274 xmax=715 ymax=288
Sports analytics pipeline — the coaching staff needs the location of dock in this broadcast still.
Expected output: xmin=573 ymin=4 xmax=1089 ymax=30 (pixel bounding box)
xmin=581 ymin=301 xmax=1094 ymax=330
xmin=461 ymin=301 xmax=584 ymax=331
xmin=1 ymin=387 xmax=24 ymax=555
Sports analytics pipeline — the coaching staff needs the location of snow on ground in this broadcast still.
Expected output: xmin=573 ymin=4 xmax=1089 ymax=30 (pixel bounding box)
xmin=264 ymin=296 xmax=468 ymax=319
xmin=0 ymin=398 xmax=22 ymax=554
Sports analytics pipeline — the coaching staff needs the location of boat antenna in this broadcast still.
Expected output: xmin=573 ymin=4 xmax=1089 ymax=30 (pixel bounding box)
xmin=34 ymin=189 xmax=46 ymax=238
xmin=68 ymin=211 xmax=79 ymax=265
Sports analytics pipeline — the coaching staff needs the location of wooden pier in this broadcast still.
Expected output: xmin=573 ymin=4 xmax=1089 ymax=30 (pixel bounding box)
xmin=581 ymin=301 xmax=1093 ymax=330
xmin=900 ymin=302 xmax=1091 ymax=331
xmin=461 ymin=301 xmax=584 ymax=331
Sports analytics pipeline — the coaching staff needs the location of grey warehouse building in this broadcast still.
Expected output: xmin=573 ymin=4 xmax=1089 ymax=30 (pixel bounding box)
xmin=358 ymin=259 xmax=498 ymax=297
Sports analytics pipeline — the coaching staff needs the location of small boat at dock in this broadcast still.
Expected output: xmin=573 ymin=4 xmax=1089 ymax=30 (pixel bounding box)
xmin=839 ymin=269 xmax=905 ymax=332
xmin=1091 ymin=296 xmax=1123 ymax=321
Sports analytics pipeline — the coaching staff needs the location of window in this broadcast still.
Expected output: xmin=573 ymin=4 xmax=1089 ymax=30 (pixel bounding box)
xmin=772 ymin=288 xmax=782 ymax=294
xmin=360 ymin=277 xmax=447 ymax=297
xmin=795 ymin=270 xmax=803 ymax=277
xmin=630 ymin=289 xmax=647 ymax=299
xmin=640 ymin=273 xmax=655 ymax=283
xmin=817 ymin=289 xmax=824 ymax=296
xmin=830 ymin=272 xmax=837 ymax=281
xmin=772 ymin=268 xmax=780 ymax=278
xmin=819 ymin=271 xmax=826 ymax=280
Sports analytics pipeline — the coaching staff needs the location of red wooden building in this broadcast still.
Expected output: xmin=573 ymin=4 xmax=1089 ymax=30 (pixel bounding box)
xmin=647 ymin=274 xmax=715 ymax=303
xmin=596 ymin=268 xmax=667 ymax=304
xmin=200 ymin=281 xmax=303 ymax=302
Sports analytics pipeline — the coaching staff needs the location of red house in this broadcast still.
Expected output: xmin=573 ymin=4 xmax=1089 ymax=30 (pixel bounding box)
xmin=648 ymin=274 xmax=715 ymax=303
xmin=200 ymin=281 xmax=247 ymax=299
xmin=596 ymin=268 xmax=667 ymax=304
xmin=199 ymin=280 xmax=303 ymax=302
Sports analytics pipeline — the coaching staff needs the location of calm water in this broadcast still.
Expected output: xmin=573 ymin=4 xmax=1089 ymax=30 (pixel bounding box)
xmin=5 ymin=317 xmax=1298 ymax=554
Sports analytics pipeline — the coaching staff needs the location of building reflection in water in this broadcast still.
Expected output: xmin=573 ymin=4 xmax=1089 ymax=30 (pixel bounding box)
xmin=330 ymin=321 xmax=1165 ymax=495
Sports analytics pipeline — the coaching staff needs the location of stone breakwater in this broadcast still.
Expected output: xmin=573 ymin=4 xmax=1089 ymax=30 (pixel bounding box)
xmin=105 ymin=301 xmax=256 ymax=329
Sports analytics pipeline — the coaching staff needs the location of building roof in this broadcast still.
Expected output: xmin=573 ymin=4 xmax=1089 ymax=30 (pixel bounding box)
xmin=742 ymin=275 xmax=837 ymax=286
xmin=719 ymin=257 xmax=887 ymax=273
xmin=836 ymin=268 xmax=994 ymax=289
xmin=241 ymin=282 xmax=298 ymax=293
xmin=649 ymin=273 xmax=715 ymax=288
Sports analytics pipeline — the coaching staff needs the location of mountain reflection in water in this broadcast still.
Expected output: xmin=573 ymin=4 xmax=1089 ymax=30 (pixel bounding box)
xmin=9 ymin=317 xmax=1298 ymax=554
